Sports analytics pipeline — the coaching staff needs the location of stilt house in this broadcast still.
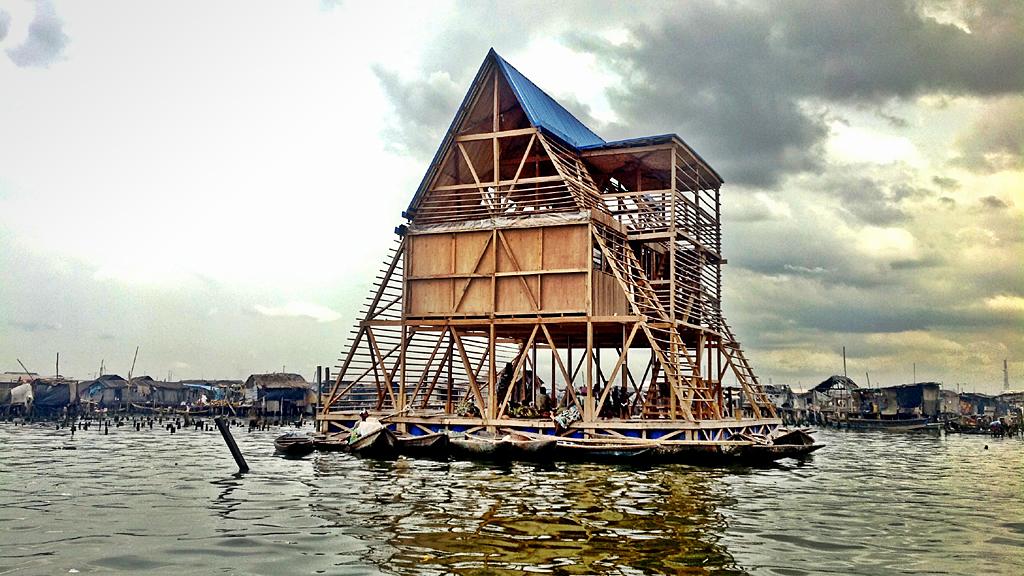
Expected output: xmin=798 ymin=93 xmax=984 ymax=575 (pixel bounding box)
xmin=320 ymin=50 xmax=778 ymax=441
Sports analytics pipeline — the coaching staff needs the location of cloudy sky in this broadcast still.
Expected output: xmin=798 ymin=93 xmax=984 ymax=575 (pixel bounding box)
xmin=1 ymin=0 xmax=1021 ymax=391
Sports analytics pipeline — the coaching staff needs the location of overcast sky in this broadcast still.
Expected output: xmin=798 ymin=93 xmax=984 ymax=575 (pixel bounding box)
xmin=1 ymin=0 xmax=1021 ymax=391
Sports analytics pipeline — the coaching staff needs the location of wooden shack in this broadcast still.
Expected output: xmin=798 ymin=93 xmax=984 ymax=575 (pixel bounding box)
xmin=320 ymin=50 xmax=778 ymax=441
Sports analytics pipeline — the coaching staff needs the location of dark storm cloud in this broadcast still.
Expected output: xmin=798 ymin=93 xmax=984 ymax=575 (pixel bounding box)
xmin=379 ymin=1 xmax=1024 ymax=186
xmin=932 ymin=175 xmax=960 ymax=190
xmin=725 ymin=219 xmax=906 ymax=290
xmin=6 ymin=0 xmax=69 ymax=68
xmin=0 ymin=10 xmax=11 ymax=43
xmin=371 ymin=1 xmax=655 ymax=161
xmin=952 ymin=97 xmax=1024 ymax=172
xmin=796 ymin=165 xmax=932 ymax=226
xmin=571 ymin=0 xmax=1024 ymax=186
xmin=980 ymin=195 xmax=1009 ymax=209
xmin=828 ymin=177 xmax=910 ymax=225
xmin=373 ymin=65 xmax=462 ymax=158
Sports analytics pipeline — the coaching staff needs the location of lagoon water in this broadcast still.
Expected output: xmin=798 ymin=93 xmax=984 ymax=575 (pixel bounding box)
xmin=1 ymin=422 xmax=1021 ymax=575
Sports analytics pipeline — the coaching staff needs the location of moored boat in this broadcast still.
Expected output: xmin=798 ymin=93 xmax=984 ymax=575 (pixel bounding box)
xmin=348 ymin=423 xmax=397 ymax=458
xmin=274 ymin=433 xmax=315 ymax=458
xmin=556 ymin=440 xmax=655 ymax=462
xmin=733 ymin=428 xmax=824 ymax=463
xmin=449 ymin=433 xmax=556 ymax=462
xmin=388 ymin=430 xmax=449 ymax=458
xmin=312 ymin=432 xmax=351 ymax=452
xmin=843 ymin=416 xmax=931 ymax=431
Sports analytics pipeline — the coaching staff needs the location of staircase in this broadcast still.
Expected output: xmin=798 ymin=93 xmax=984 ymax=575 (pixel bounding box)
xmin=720 ymin=321 xmax=776 ymax=419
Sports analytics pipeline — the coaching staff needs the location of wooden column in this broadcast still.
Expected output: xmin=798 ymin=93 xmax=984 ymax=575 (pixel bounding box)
xmin=488 ymin=322 xmax=496 ymax=423
xmin=585 ymin=320 xmax=594 ymax=422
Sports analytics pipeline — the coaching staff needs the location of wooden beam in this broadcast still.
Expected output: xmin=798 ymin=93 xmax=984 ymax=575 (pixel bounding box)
xmin=496 ymin=230 xmax=540 ymax=310
xmin=366 ymin=326 xmax=398 ymax=408
xmin=595 ymin=323 xmax=640 ymax=413
xmin=497 ymin=325 xmax=539 ymax=418
xmin=450 ymin=328 xmax=486 ymax=410
xmin=454 ymin=127 xmax=535 ymax=142
xmin=539 ymin=324 xmax=581 ymax=410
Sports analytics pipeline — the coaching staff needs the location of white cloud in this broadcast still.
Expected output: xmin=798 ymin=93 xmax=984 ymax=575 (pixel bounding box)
xmin=855 ymin=226 xmax=919 ymax=260
xmin=985 ymin=295 xmax=1024 ymax=314
xmin=826 ymin=122 xmax=923 ymax=166
xmin=254 ymin=302 xmax=342 ymax=323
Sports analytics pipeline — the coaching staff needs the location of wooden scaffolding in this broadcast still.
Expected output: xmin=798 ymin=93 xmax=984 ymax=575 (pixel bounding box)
xmin=320 ymin=50 xmax=778 ymax=440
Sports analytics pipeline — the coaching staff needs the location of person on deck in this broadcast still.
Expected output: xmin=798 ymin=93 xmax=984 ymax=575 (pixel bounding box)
xmin=537 ymin=386 xmax=552 ymax=415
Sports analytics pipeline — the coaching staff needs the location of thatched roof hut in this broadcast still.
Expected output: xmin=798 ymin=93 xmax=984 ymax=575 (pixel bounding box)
xmin=244 ymin=373 xmax=309 ymax=401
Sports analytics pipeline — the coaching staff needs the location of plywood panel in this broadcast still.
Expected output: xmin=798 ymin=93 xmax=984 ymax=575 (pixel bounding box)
xmin=456 ymin=278 xmax=491 ymax=314
xmin=455 ymin=231 xmax=492 ymax=274
xmin=592 ymin=271 xmax=629 ymax=316
xmin=409 ymin=234 xmax=452 ymax=277
xmin=408 ymin=278 xmax=453 ymax=316
xmin=540 ymin=273 xmax=586 ymax=312
xmin=406 ymin=224 xmax=595 ymax=318
xmin=496 ymin=275 xmax=539 ymax=314
xmin=542 ymin=225 xmax=588 ymax=269
xmin=497 ymin=228 xmax=541 ymax=272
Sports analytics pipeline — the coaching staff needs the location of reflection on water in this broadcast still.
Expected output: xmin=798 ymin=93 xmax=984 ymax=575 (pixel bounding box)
xmin=0 ymin=422 xmax=1021 ymax=575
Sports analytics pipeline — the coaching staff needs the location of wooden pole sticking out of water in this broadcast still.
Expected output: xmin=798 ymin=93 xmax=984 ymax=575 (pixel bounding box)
xmin=315 ymin=365 xmax=322 ymax=432
xmin=214 ymin=415 xmax=249 ymax=473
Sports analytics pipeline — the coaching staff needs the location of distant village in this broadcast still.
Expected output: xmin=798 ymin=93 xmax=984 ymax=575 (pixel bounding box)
xmin=755 ymin=376 xmax=1023 ymax=432
xmin=1 ymin=371 xmax=321 ymax=420
xmin=2 ymin=369 xmax=1021 ymax=434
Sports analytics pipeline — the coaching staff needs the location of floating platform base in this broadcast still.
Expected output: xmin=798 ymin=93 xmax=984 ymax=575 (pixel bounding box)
xmin=318 ymin=411 xmax=819 ymax=465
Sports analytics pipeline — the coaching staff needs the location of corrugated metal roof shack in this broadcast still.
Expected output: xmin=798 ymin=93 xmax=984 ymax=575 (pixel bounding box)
xmin=78 ymin=374 xmax=129 ymax=407
xmin=244 ymin=373 xmax=311 ymax=417
xmin=31 ymin=379 xmax=79 ymax=415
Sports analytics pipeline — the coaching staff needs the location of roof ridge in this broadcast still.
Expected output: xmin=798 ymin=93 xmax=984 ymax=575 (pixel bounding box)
xmin=491 ymin=50 xmax=605 ymax=149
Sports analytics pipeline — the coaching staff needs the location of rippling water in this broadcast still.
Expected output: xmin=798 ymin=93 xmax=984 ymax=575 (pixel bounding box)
xmin=1 ymin=421 xmax=1021 ymax=575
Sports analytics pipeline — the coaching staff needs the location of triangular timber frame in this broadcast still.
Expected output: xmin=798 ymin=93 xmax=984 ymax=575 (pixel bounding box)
xmin=320 ymin=50 xmax=778 ymax=440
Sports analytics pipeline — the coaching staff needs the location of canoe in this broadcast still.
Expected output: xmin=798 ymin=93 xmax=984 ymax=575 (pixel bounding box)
xmin=738 ymin=442 xmax=825 ymax=463
xmin=274 ymin=433 xmax=315 ymax=458
xmin=449 ymin=433 xmax=556 ymax=462
xmin=348 ymin=426 xmax=397 ymax=458
xmin=772 ymin=428 xmax=816 ymax=446
xmin=556 ymin=440 xmax=654 ymax=462
xmin=843 ymin=416 xmax=931 ymax=431
xmin=389 ymin=430 xmax=449 ymax=458
xmin=312 ymin=432 xmax=351 ymax=452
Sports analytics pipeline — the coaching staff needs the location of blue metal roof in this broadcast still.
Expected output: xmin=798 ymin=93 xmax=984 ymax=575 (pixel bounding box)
xmin=492 ymin=51 xmax=605 ymax=149
xmin=578 ymin=134 xmax=676 ymax=150
xmin=407 ymin=49 xmax=607 ymax=213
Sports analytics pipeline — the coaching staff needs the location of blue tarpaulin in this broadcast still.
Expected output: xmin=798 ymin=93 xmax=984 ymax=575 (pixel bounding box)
xmin=183 ymin=383 xmax=225 ymax=400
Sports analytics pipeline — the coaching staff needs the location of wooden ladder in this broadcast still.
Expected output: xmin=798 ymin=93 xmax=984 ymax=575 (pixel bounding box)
xmin=720 ymin=321 xmax=776 ymax=419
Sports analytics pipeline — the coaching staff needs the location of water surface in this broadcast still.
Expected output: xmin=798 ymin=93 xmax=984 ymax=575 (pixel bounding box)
xmin=1 ymin=422 xmax=1021 ymax=575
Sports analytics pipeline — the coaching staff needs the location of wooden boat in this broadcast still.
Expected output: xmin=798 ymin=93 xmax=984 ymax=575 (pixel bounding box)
xmin=274 ymin=433 xmax=315 ymax=458
xmin=843 ymin=416 xmax=931 ymax=431
xmin=387 ymin=430 xmax=449 ymax=458
xmin=556 ymin=440 xmax=654 ymax=462
xmin=737 ymin=442 xmax=824 ymax=463
xmin=449 ymin=433 xmax=556 ymax=462
xmin=734 ymin=428 xmax=824 ymax=463
xmin=348 ymin=425 xmax=397 ymax=458
xmin=312 ymin=432 xmax=351 ymax=452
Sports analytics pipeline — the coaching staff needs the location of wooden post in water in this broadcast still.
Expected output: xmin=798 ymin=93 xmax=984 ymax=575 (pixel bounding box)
xmin=315 ymin=365 xmax=322 ymax=432
xmin=215 ymin=415 xmax=249 ymax=473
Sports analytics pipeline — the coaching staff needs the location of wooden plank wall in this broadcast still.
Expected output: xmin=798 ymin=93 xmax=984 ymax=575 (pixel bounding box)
xmin=406 ymin=224 xmax=593 ymax=317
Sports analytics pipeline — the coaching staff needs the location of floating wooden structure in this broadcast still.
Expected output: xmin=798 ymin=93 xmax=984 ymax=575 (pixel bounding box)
xmin=320 ymin=49 xmax=780 ymax=447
